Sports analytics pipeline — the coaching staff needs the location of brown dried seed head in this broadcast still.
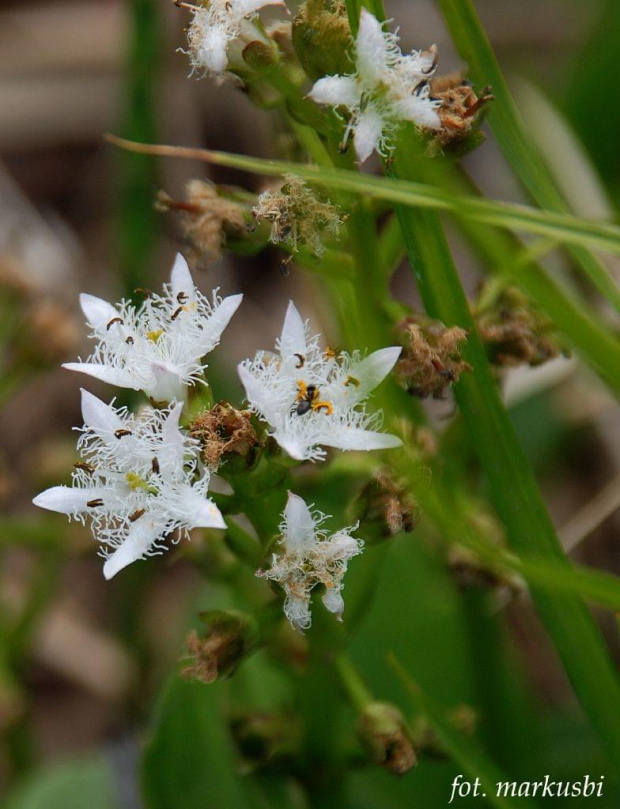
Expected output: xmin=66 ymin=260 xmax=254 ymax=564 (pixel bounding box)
xmin=475 ymin=286 xmax=567 ymax=368
xmin=394 ymin=315 xmax=471 ymax=399
xmin=359 ymin=702 xmax=418 ymax=775
xmin=182 ymin=611 xmax=259 ymax=684
xmin=253 ymin=174 xmax=343 ymax=257
xmin=189 ymin=402 xmax=258 ymax=470
xmin=157 ymin=180 xmax=247 ymax=269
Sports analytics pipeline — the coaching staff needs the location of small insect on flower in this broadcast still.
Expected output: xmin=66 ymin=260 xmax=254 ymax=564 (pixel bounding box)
xmin=237 ymin=301 xmax=402 ymax=461
xmin=32 ymin=390 xmax=226 ymax=579
xmin=257 ymin=492 xmax=363 ymax=631
xmin=308 ymin=9 xmax=441 ymax=162
xmin=63 ymin=253 xmax=243 ymax=403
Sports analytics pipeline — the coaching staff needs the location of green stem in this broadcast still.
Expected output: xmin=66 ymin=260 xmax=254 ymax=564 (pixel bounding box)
xmin=391 ymin=144 xmax=620 ymax=776
xmin=117 ymin=0 xmax=161 ymax=297
xmin=334 ymin=654 xmax=372 ymax=711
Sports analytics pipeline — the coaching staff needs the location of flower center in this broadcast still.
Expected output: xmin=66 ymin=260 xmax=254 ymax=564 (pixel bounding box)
xmin=294 ymin=380 xmax=333 ymax=416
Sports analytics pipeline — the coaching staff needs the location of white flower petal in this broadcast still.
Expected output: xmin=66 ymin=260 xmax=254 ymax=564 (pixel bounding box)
xmin=346 ymin=346 xmax=401 ymax=404
xmin=236 ymin=0 xmax=286 ymax=14
xmin=356 ymin=9 xmax=390 ymax=84
xmin=322 ymin=426 xmax=402 ymax=452
xmin=197 ymin=24 xmax=230 ymax=74
xmin=274 ymin=432 xmax=310 ymax=461
xmin=308 ymin=75 xmax=361 ymax=108
xmin=354 ymin=106 xmax=384 ymax=163
xmin=79 ymin=293 xmax=120 ymax=332
xmin=170 ymin=253 xmax=196 ymax=304
xmin=181 ymin=488 xmax=226 ymax=530
xmin=197 ymin=293 xmax=243 ymax=355
xmin=285 ymin=596 xmax=312 ymax=633
xmin=33 ymin=485 xmax=106 ymax=515
xmin=147 ymin=362 xmax=186 ymax=403
xmin=238 ymin=363 xmax=282 ymax=423
xmin=160 ymin=402 xmax=186 ymax=472
xmin=63 ymin=362 xmax=140 ymax=390
xmin=80 ymin=388 xmax=123 ymax=434
xmin=103 ymin=517 xmax=163 ymax=580
xmin=283 ymin=491 xmax=315 ymax=550
xmin=393 ymin=95 xmax=441 ymax=129
xmin=279 ymin=300 xmax=307 ymax=360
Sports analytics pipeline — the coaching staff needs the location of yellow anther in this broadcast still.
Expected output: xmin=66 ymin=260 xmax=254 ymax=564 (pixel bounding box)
xmin=312 ymin=400 xmax=333 ymax=415
xmin=147 ymin=329 xmax=164 ymax=343
xmin=344 ymin=375 xmax=360 ymax=387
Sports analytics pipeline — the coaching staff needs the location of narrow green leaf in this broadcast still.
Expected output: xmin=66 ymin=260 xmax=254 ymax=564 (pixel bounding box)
xmin=390 ymin=655 xmax=540 ymax=809
xmin=142 ymin=676 xmax=249 ymax=809
xmin=518 ymin=558 xmax=620 ymax=612
xmin=437 ymin=0 xmax=620 ymax=315
xmin=106 ymin=136 xmax=620 ymax=259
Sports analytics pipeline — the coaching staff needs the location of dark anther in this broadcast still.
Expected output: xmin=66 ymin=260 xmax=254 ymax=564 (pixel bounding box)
xmin=87 ymin=499 xmax=104 ymax=508
xmin=129 ymin=509 xmax=146 ymax=522
xmin=114 ymin=429 xmax=132 ymax=439
xmin=106 ymin=317 xmax=123 ymax=330
xmin=294 ymin=353 xmax=305 ymax=369
xmin=74 ymin=461 xmax=95 ymax=473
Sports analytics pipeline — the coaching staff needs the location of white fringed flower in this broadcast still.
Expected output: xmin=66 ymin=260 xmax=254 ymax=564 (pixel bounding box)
xmin=257 ymin=491 xmax=363 ymax=631
xmin=238 ymin=300 xmax=402 ymax=461
xmin=184 ymin=0 xmax=286 ymax=76
xmin=63 ymin=254 xmax=242 ymax=403
xmin=308 ymin=9 xmax=441 ymax=162
xmin=32 ymin=389 xmax=225 ymax=579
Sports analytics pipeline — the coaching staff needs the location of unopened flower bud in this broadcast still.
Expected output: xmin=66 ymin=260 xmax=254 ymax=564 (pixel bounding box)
xmin=242 ymin=39 xmax=279 ymax=72
xmin=394 ymin=315 xmax=471 ymax=399
xmin=183 ymin=610 xmax=259 ymax=684
xmin=292 ymin=1 xmax=354 ymax=82
xmin=358 ymin=702 xmax=417 ymax=775
xmin=189 ymin=402 xmax=259 ymax=471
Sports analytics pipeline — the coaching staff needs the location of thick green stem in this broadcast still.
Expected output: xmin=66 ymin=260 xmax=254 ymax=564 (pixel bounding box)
xmin=117 ymin=0 xmax=161 ymax=297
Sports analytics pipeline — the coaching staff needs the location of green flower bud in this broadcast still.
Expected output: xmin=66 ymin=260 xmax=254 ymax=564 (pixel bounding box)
xmin=292 ymin=1 xmax=354 ymax=82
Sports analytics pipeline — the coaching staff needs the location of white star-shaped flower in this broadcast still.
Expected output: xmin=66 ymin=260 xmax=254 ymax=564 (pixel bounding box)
xmin=257 ymin=491 xmax=363 ymax=631
xmin=33 ymin=389 xmax=225 ymax=579
xmin=63 ymin=254 xmax=242 ymax=403
xmin=184 ymin=0 xmax=287 ymax=76
xmin=308 ymin=9 xmax=441 ymax=162
xmin=237 ymin=300 xmax=402 ymax=461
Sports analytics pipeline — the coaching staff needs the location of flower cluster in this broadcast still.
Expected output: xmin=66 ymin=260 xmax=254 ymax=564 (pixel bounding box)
xmin=183 ymin=0 xmax=286 ymax=76
xmin=238 ymin=300 xmax=402 ymax=461
xmin=257 ymin=492 xmax=363 ymax=631
xmin=63 ymin=254 xmax=242 ymax=402
xmin=308 ymin=9 xmax=441 ymax=162
xmin=33 ymin=390 xmax=225 ymax=579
